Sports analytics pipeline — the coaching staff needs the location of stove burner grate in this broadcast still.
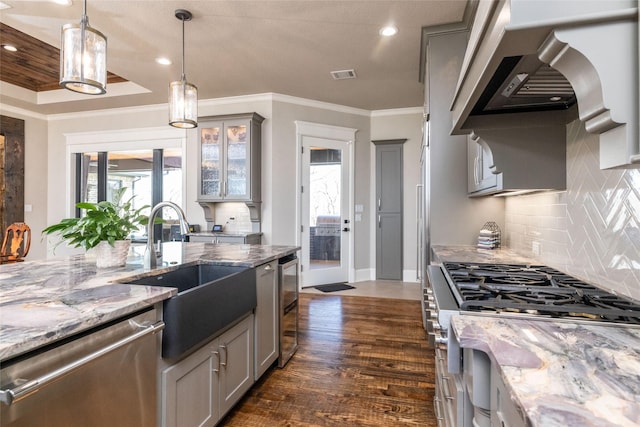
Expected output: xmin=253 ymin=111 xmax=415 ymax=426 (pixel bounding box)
xmin=443 ymin=261 xmax=640 ymax=324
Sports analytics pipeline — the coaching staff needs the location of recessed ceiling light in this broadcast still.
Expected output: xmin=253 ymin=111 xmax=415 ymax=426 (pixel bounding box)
xmin=2 ymin=44 xmax=18 ymax=52
xmin=549 ymin=96 xmax=562 ymax=102
xmin=156 ymin=57 xmax=172 ymax=65
xmin=50 ymin=0 xmax=73 ymax=5
xmin=379 ymin=26 xmax=398 ymax=37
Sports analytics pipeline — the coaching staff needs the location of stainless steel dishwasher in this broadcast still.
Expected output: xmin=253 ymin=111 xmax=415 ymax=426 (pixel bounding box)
xmin=0 ymin=308 xmax=163 ymax=427
xmin=278 ymin=255 xmax=299 ymax=367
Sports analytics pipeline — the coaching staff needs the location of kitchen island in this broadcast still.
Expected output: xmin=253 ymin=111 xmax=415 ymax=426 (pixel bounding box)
xmin=0 ymin=242 xmax=298 ymax=362
xmin=450 ymin=314 xmax=640 ymax=427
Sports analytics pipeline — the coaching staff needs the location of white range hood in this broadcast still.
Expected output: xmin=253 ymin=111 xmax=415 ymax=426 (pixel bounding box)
xmin=451 ymin=0 xmax=639 ymax=170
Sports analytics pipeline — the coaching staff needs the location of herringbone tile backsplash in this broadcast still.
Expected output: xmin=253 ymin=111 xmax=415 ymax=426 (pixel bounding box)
xmin=505 ymin=121 xmax=640 ymax=302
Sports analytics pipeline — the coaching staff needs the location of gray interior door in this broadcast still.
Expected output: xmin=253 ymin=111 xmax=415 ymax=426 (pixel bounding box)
xmin=374 ymin=140 xmax=405 ymax=280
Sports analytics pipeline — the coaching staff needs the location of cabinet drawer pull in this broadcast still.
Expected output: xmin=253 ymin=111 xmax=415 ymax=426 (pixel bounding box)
xmin=212 ymin=350 xmax=220 ymax=373
xmin=220 ymin=344 xmax=228 ymax=367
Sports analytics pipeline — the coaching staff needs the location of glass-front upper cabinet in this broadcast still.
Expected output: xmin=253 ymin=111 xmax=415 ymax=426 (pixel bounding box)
xmin=200 ymin=125 xmax=222 ymax=198
xmin=198 ymin=113 xmax=264 ymax=202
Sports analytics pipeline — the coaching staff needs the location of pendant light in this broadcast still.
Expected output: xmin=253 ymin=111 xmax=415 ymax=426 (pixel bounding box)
xmin=169 ymin=9 xmax=198 ymax=129
xmin=59 ymin=0 xmax=107 ymax=95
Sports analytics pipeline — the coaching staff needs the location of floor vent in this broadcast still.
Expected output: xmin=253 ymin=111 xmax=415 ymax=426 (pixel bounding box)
xmin=330 ymin=69 xmax=357 ymax=80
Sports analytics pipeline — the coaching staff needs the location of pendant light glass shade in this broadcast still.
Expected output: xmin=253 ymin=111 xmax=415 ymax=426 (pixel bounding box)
xmin=59 ymin=1 xmax=107 ymax=95
xmin=169 ymin=79 xmax=198 ymax=128
xmin=169 ymin=9 xmax=198 ymax=129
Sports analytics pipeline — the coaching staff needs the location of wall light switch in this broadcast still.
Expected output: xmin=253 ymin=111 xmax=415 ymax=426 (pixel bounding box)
xmin=355 ymin=213 xmax=362 ymax=222
xmin=355 ymin=204 xmax=364 ymax=213
xmin=24 ymin=204 xmax=33 ymax=212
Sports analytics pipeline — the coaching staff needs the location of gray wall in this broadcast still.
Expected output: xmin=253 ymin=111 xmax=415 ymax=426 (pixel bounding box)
xmin=370 ymin=111 xmax=423 ymax=280
xmin=8 ymin=93 xmax=429 ymax=281
xmin=271 ymin=100 xmax=375 ymax=276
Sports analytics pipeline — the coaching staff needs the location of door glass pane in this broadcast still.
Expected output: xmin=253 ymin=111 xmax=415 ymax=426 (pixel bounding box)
xmin=226 ymin=124 xmax=247 ymax=197
xmin=308 ymin=148 xmax=341 ymax=270
xmin=107 ymin=150 xmax=153 ymax=236
xmin=201 ymin=126 xmax=221 ymax=197
xmin=78 ymin=152 xmax=99 ymax=204
xmin=163 ymin=147 xmax=183 ymax=210
xmin=164 ymin=148 xmax=184 ymax=241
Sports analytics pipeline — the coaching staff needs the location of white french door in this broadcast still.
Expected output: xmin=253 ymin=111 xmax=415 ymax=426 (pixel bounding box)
xmin=301 ymin=137 xmax=350 ymax=286
xmin=296 ymin=122 xmax=355 ymax=288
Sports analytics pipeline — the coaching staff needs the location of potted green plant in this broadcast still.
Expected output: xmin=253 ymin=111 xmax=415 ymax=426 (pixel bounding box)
xmin=42 ymin=188 xmax=150 ymax=268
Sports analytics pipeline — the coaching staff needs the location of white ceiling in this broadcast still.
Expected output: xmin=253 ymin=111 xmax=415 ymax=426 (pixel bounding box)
xmin=0 ymin=0 xmax=469 ymax=115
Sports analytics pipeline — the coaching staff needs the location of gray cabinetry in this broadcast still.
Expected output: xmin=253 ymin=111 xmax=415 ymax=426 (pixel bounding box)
xmin=254 ymin=260 xmax=279 ymax=380
xmin=467 ymin=133 xmax=497 ymax=195
xmin=374 ymin=140 xmax=404 ymax=280
xmin=197 ymin=113 xmax=264 ymax=202
xmin=161 ymin=314 xmax=254 ymax=427
xmin=218 ymin=315 xmax=254 ymax=416
xmin=434 ymin=347 xmax=472 ymax=427
xmin=490 ymin=367 xmax=525 ymax=427
xmin=466 ymin=126 xmax=566 ymax=197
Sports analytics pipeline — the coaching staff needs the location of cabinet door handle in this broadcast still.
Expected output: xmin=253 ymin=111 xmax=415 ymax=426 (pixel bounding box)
xmin=378 ymin=198 xmax=381 ymax=211
xmin=264 ymin=264 xmax=273 ymax=271
xmin=212 ymin=350 xmax=220 ymax=373
xmin=220 ymin=344 xmax=228 ymax=367
xmin=474 ymin=154 xmax=480 ymax=185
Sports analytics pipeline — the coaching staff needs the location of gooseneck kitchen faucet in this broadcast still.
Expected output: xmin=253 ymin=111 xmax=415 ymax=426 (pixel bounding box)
xmin=145 ymin=201 xmax=190 ymax=269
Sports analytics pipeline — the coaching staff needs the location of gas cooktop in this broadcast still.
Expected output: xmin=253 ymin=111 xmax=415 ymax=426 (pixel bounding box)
xmin=442 ymin=262 xmax=640 ymax=324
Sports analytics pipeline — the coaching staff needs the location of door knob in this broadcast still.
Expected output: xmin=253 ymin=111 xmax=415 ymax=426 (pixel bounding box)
xmin=342 ymin=227 xmax=350 ymax=232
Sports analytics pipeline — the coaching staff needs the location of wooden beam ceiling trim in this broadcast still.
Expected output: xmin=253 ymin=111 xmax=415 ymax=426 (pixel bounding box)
xmin=0 ymin=23 xmax=126 ymax=92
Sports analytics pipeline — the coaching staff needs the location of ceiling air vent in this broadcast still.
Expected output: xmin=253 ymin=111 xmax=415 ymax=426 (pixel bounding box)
xmin=330 ymin=69 xmax=357 ymax=80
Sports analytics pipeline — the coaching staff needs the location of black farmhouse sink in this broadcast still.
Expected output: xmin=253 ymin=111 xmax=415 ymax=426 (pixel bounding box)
xmin=126 ymin=264 xmax=256 ymax=359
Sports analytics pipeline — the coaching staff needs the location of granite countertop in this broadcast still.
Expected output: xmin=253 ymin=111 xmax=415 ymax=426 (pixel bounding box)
xmin=450 ymin=314 xmax=640 ymax=427
xmin=188 ymin=231 xmax=263 ymax=237
xmin=0 ymin=242 xmax=299 ymax=362
xmin=431 ymin=244 xmax=537 ymax=265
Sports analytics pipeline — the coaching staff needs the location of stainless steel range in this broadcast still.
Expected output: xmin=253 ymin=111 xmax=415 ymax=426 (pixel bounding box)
xmin=425 ymin=261 xmax=640 ymax=427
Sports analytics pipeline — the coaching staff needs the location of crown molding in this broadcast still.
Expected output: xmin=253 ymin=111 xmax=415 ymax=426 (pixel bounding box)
xmin=7 ymin=92 xmax=421 ymax=122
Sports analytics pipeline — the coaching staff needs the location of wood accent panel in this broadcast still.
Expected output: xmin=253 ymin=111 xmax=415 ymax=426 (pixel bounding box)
xmin=0 ymin=116 xmax=25 ymax=234
xmin=0 ymin=22 xmax=126 ymax=92
xmin=221 ymin=294 xmax=437 ymax=426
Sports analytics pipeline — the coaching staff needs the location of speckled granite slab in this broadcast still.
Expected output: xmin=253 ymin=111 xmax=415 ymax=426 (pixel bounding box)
xmin=188 ymin=232 xmax=262 ymax=237
xmin=0 ymin=242 xmax=299 ymax=362
xmin=450 ymin=314 xmax=640 ymax=427
xmin=432 ymin=244 xmax=537 ymax=265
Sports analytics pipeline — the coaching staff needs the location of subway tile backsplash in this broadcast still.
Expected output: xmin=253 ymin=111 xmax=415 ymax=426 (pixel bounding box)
xmin=505 ymin=121 xmax=640 ymax=302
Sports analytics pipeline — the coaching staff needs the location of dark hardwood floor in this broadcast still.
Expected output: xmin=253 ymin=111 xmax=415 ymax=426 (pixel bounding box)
xmin=221 ymin=293 xmax=437 ymax=426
